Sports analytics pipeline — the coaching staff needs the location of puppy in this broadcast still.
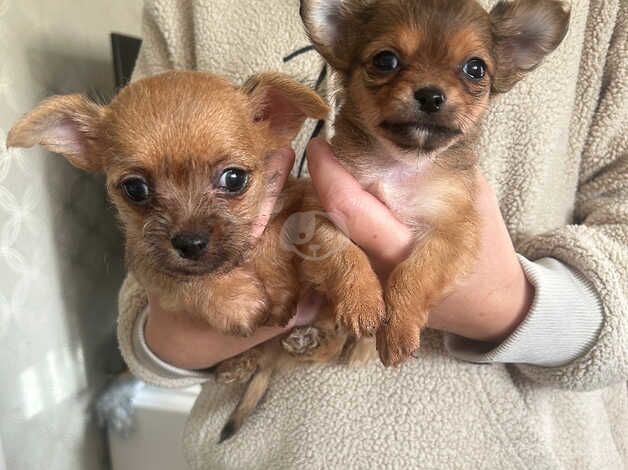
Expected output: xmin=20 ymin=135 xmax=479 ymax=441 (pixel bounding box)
xmin=7 ymin=70 xmax=328 ymax=336
xmin=300 ymin=0 xmax=570 ymax=365
xmin=7 ymin=70 xmax=378 ymax=441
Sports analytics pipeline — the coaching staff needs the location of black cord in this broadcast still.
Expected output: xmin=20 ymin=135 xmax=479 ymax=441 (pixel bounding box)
xmin=283 ymin=46 xmax=328 ymax=179
xmin=298 ymin=65 xmax=328 ymax=178
xmin=283 ymin=45 xmax=316 ymax=63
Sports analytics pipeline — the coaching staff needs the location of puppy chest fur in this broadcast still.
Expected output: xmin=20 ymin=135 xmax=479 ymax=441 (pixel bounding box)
xmin=347 ymin=149 xmax=475 ymax=234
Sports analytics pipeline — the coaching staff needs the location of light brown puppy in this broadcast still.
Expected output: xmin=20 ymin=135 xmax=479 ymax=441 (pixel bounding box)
xmin=7 ymin=70 xmax=327 ymax=335
xmin=7 ymin=70 xmax=378 ymax=442
xmin=301 ymin=0 xmax=570 ymax=365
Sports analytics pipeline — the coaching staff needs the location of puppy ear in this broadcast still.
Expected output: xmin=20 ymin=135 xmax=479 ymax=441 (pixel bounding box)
xmin=243 ymin=72 xmax=330 ymax=144
xmin=490 ymin=0 xmax=570 ymax=93
xmin=7 ymin=94 xmax=104 ymax=172
xmin=300 ymin=0 xmax=362 ymax=71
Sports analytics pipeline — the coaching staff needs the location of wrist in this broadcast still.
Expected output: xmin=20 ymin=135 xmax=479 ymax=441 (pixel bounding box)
xmin=429 ymin=256 xmax=534 ymax=343
xmin=143 ymin=308 xmax=213 ymax=369
xmin=484 ymin=264 xmax=534 ymax=342
xmin=144 ymin=300 xmax=297 ymax=370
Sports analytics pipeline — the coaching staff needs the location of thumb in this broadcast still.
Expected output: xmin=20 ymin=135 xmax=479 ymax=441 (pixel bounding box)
xmin=307 ymin=138 xmax=413 ymax=270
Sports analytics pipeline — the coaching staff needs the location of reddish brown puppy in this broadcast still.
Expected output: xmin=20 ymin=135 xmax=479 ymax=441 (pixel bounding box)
xmin=301 ymin=0 xmax=570 ymax=365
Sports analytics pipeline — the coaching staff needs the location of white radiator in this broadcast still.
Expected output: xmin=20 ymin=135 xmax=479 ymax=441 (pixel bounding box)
xmin=108 ymin=385 xmax=200 ymax=470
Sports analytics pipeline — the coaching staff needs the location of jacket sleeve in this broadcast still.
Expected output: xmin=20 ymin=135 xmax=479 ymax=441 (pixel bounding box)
xmin=514 ymin=4 xmax=628 ymax=391
xmin=117 ymin=274 xmax=212 ymax=388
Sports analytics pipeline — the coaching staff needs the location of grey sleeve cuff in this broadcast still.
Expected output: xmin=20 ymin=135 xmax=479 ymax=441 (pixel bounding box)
xmin=445 ymin=255 xmax=604 ymax=367
xmin=132 ymin=307 xmax=214 ymax=381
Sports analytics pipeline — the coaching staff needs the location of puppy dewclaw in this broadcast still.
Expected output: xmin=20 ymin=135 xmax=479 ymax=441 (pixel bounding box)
xmin=300 ymin=0 xmax=570 ymax=365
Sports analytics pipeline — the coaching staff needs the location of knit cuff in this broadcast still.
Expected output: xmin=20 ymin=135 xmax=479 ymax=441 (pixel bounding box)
xmin=445 ymin=256 xmax=603 ymax=367
xmin=132 ymin=307 xmax=213 ymax=381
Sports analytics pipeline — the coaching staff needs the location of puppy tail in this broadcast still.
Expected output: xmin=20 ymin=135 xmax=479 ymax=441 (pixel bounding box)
xmin=219 ymin=365 xmax=273 ymax=443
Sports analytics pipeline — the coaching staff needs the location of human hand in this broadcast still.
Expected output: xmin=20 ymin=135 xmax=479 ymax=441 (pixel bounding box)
xmin=306 ymin=138 xmax=534 ymax=344
xmin=144 ymin=289 xmax=321 ymax=369
xmin=144 ymin=148 xmax=319 ymax=369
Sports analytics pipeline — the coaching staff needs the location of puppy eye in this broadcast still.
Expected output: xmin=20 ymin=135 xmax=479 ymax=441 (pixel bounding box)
xmin=372 ymin=51 xmax=400 ymax=73
xmin=219 ymin=168 xmax=249 ymax=194
xmin=121 ymin=177 xmax=151 ymax=204
xmin=462 ymin=58 xmax=486 ymax=80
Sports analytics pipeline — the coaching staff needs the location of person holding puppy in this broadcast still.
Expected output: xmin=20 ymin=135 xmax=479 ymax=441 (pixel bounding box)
xmin=118 ymin=0 xmax=627 ymax=468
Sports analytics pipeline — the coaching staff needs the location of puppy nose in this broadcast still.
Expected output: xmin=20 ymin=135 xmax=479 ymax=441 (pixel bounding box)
xmin=171 ymin=232 xmax=209 ymax=260
xmin=414 ymin=87 xmax=446 ymax=114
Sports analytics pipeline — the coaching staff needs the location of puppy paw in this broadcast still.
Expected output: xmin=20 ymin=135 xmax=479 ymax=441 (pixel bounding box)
xmin=375 ymin=322 xmax=421 ymax=367
xmin=215 ymin=296 xmax=269 ymax=337
xmin=281 ymin=326 xmax=322 ymax=356
xmin=335 ymin=285 xmax=386 ymax=337
xmin=204 ymin=270 xmax=271 ymax=335
xmin=214 ymin=353 xmax=259 ymax=384
xmin=267 ymin=302 xmax=297 ymax=328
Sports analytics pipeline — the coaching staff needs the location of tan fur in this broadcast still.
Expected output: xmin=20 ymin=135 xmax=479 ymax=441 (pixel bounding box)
xmin=7 ymin=71 xmax=329 ymax=334
xmin=301 ymin=0 xmax=569 ymax=365
xmin=8 ymin=69 xmax=381 ymax=440
xmin=297 ymin=184 xmax=386 ymax=337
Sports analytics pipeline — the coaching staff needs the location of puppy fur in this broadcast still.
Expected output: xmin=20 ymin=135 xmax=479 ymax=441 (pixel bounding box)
xmin=301 ymin=0 xmax=570 ymax=365
xmin=7 ymin=71 xmax=328 ymax=334
xmin=7 ymin=70 xmax=380 ymax=441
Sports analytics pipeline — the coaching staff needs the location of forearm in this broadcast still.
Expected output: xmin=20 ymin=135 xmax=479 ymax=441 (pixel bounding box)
xmin=446 ymin=256 xmax=604 ymax=367
xmin=143 ymin=303 xmax=291 ymax=370
xmin=140 ymin=290 xmax=321 ymax=372
xmin=427 ymin=250 xmax=534 ymax=343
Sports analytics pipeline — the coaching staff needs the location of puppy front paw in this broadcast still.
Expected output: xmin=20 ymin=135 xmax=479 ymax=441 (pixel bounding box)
xmin=215 ymin=292 xmax=270 ymax=336
xmin=267 ymin=301 xmax=298 ymax=328
xmin=334 ymin=282 xmax=386 ymax=337
xmin=375 ymin=321 xmax=421 ymax=367
xmin=377 ymin=275 xmax=429 ymax=366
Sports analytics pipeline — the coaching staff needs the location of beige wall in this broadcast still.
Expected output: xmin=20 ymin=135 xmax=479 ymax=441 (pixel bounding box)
xmin=0 ymin=1 xmax=142 ymax=469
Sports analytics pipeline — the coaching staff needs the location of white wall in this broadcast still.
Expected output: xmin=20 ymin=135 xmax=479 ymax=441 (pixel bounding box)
xmin=0 ymin=437 xmax=5 ymax=470
xmin=0 ymin=1 xmax=142 ymax=469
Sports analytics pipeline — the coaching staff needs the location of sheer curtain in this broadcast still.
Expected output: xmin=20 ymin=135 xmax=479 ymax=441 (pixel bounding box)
xmin=0 ymin=1 xmax=142 ymax=469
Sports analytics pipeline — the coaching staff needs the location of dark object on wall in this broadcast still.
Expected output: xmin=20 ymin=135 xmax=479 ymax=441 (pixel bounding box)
xmin=111 ymin=33 xmax=143 ymax=88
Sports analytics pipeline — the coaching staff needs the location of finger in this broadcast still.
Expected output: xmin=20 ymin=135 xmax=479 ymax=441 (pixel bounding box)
xmin=252 ymin=147 xmax=296 ymax=238
xmin=307 ymin=138 xmax=413 ymax=267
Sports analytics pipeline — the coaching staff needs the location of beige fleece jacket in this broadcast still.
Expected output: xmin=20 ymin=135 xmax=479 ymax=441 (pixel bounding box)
xmin=117 ymin=0 xmax=628 ymax=469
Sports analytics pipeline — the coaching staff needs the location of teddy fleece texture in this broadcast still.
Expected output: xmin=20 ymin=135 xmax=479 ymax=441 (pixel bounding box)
xmin=117 ymin=0 xmax=627 ymax=468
